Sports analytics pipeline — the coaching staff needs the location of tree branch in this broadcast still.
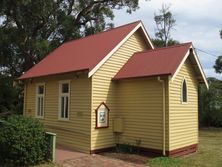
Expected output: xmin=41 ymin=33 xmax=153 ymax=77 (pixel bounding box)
xmin=75 ymin=0 xmax=109 ymax=25
xmin=67 ymin=0 xmax=75 ymax=15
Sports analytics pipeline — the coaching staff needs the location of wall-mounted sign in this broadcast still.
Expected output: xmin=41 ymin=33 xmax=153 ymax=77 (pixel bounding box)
xmin=95 ymin=102 xmax=109 ymax=128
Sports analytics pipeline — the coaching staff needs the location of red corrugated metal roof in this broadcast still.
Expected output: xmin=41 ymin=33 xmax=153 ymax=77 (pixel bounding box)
xmin=19 ymin=21 xmax=141 ymax=80
xmin=113 ymin=42 xmax=192 ymax=80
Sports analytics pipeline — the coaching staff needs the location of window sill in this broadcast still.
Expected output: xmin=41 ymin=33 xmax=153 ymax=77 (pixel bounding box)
xmin=35 ymin=116 xmax=44 ymax=119
xmin=58 ymin=118 xmax=69 ymax=122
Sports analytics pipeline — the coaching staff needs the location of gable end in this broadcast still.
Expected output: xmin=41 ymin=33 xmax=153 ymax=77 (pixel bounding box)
xmin=88 ymin=22 xmax=154 ymax=77
xmin=171 ymin=46 xmax=208 ymax=89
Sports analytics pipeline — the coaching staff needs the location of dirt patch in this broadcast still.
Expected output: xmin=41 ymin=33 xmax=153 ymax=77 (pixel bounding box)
xmin=100 ymin=152 xmax=150 ymax=165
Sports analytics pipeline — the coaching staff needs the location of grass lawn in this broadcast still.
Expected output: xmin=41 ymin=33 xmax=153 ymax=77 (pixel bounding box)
xmin=149 ymin=128 xmax=222 ymax=167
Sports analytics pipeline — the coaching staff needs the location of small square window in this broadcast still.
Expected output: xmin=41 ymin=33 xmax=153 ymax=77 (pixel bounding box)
xmin=62 ymin=83 xmax=69 ymax=93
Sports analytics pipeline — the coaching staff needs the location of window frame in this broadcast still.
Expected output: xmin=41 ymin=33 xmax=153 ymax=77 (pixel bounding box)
xmin=35 ymin=83 xmax=45 ymax=118
xmin=181 ymin=78 xmax=188 ymax=104
xmin=58 ymin=80 xmax=70 ymax=121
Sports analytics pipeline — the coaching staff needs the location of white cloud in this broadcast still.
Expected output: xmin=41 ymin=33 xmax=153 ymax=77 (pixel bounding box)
xmin=113 ymin=0 xmax=222 ymax=79
xmin=204 ymin=68 xmax=222 ymax=80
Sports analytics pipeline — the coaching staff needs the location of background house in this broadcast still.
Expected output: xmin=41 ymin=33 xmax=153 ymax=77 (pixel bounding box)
xmin=19 ymin=21 xmax=208 ymax=156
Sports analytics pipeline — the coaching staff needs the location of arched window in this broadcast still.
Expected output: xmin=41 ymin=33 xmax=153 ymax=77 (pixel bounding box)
xmin=182 ymin=79 xmax=187 ymax=103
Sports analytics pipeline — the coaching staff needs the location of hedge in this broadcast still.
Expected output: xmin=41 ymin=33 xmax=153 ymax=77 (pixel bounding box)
xmin=0 ymin=115 xmax=49 ymax=166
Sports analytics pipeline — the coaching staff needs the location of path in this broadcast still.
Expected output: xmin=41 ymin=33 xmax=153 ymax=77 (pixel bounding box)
xmin=56 ymin=148 xmax=146 ymax=167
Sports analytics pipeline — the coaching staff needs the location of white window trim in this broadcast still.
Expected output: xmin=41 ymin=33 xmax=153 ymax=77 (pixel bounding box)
xmin=181 ymin=78 xmax=188 ymax=104
xmin=58 ymin=80 xmax=70 ymax=121
xmin=35 ymin=83 xmax=45 ymax=118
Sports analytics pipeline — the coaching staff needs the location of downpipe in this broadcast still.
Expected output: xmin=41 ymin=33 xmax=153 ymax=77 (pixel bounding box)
xmin=158 ymin=76 xmax=166 ymax=156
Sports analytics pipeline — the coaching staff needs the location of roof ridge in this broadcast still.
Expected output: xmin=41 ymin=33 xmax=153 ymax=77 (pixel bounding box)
xmin=63 ymin=20 xmax=141 ymax=45
xmin=137 ymin=42 xmax=192 ymax=54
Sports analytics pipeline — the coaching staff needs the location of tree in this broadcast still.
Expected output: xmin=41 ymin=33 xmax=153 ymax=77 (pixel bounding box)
xmin=152 ymin=4 xmax=179 ymax=47
xmin=199 ymin=77 xmax=222 ymax=127
xmin=214 ymin=56 xmax=222 ymax=73
xmin=0 ymin=0 xmax=141 ymax=78
xmin=0 ymin=74 xmax=23 ymax=114
xmin=0 ymin=0 xmax=142 ymax=114
xmin=214 ymin=30 xmax=222 ymax=73
xmin=152 ymin=38 xmax=179 ymax=48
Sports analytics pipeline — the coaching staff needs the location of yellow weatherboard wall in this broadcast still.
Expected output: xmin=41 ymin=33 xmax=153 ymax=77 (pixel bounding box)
xmin=91 ymin=29 xmax=150 ymax=151
xmin=24 ymin=72 xmax=91 ymax=153
xmin=169 ymin=58 xmax=198 ymax=151
xmin=116 ymin=77 xmax=165 ymax=150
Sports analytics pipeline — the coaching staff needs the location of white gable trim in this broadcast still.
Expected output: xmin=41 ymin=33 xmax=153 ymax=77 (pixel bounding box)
xmin=171 ymin=46 xmax=209 ymax=89
xmin=140 ymin=23 xmax=155 ymax=50
xmin=191 ymin=47 xmax=209 ymax=89
xmin=171 ymin=50 xmax=190 ymax=81
xmin=88 ymin=22 xmax=154 ymax=77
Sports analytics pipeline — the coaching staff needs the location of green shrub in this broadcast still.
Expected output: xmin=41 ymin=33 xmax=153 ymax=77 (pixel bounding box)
xmin=208 ymin=109 xmax=222 ymax=127
xmin=0 ymin=115 xmax=48 ymax=166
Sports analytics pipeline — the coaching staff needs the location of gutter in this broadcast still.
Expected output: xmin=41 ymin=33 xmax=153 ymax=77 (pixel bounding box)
xmin=158 ymin=76 xmax=166 ymax=156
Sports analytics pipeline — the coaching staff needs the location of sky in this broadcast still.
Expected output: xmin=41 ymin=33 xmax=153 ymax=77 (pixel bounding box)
xmin=112 ymin=0 xmax=222 ymax=79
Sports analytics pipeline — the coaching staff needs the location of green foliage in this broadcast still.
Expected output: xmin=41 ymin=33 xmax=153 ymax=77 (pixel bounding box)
xmin=149 ymin=157 xmax=181 ymax=167
xmin=0 ymin=115 xmax=48 ymax=166
xmin=152 ymin=38 xmax=179 ymax=48
xmin=199 ymin=77 xmax=222 ymax=127
xmin=214 ymin=56 xmax=222 ymax=74
xmin=0 ymin=75 xmax=23 ymax=115
xmin=153 ymin=4 xmax=178 ymax=47
xmin=0 ymin=0 xmax=141 ymax=78
xmin=208 ymin=110 xmax=222 ymax=127
xmin=214 ymin=29 xmax=222 ymax=74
